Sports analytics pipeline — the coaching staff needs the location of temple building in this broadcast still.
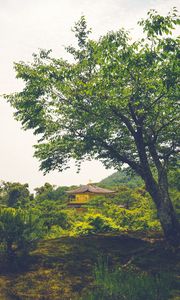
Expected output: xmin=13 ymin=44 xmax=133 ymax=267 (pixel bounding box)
xmin=67 ymin=184 xmax=115 ymax=208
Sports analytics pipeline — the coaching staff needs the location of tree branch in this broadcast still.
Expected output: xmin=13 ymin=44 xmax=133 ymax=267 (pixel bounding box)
xmin=147 ymin=93 xmax=165 ymax=108
xmin=148 ymin=141 xmax=163 ymax=170
xmin=156 ymin=117 xmax=177 ymax=136
xmin=110 ymin=106 xmax=136 ymax=136
xmin=128 ymin=100 xmax=139 ymax=126
xmin=100 ymin=140 xmax=143 ymax=176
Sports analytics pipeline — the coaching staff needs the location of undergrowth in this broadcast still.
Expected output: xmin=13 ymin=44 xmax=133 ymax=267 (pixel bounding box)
xmin=81 ymin=258 xmax=174 ymax=300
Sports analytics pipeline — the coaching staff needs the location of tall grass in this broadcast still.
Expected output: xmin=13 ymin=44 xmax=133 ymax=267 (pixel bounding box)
xmin=81 ymin=259 xmax=173 ymax=300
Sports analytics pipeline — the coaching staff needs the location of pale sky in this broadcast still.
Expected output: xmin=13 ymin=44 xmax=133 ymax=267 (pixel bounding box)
xmin=0 ymin=0 xmax=179 ymax=191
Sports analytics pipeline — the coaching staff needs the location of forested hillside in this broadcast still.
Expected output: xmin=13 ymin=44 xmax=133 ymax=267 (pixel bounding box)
xmin=99 ymin=169 xmax=143 ymax=188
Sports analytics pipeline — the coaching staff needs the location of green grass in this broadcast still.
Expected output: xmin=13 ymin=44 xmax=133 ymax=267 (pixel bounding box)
xmin=81 ymin=259 xmax=174 ymax=300
xmin=0 ymin=234 xmax=179 ymax=299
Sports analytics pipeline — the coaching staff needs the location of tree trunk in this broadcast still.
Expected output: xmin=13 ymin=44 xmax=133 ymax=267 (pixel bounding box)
xmin=144 ymin=172 xmax=180 ymax=247
xmin=157 ymin=192 xmax=180 ymax=246
xmin=134 ymin=128 xmax=180 ymax=246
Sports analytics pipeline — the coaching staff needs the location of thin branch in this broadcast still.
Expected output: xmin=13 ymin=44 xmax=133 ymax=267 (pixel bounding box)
xmin=156 ymin=117 xmax=177 ymax=136
xmin=148 ymin=93 xmax=165 ymax=108
xmin=148 ymin=142 xmax=163 ymax=170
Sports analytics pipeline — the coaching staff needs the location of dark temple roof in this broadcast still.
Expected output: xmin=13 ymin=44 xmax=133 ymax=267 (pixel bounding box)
xmin=67 ymin=184 xmax=115 ymax=195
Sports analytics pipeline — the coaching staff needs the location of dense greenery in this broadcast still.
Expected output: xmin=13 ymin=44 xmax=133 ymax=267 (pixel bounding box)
xmin=1 ymin=165 xmax=179 ymax=257
xmin=6 ymin=9 xmax=180 ymax=244
xmin=0 ymin=181 xmax=33 ymax=208
xmin=0 ymin=181 xmax=162 ymax=258
xmin=34 ymin=182 xmax=67 ymax=204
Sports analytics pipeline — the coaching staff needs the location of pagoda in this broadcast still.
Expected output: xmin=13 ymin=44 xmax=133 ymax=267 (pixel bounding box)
xmin=67 ymin=184 xmax=115 ymax=208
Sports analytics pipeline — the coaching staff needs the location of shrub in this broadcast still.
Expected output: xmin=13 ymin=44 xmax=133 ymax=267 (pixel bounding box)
xmin=85 ymin=213 xmax=119 ymax=233
xmin=0 ymin=207 xmax=43 ymax=257
xmin=45 ymin=225 xmax=67 ymax=239
xmin=71 ymin=221 xmax=94 ymax=236
xmin=104 ymin=203 xmax=161 ymax=232
xmin=71 ymin=213 xmax=119 ymax=236
xmin=37 ymin=200 xmax=70 ymax=231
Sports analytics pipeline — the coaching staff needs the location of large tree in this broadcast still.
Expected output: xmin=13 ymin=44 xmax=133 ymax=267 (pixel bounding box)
xmin=7 ymin=10 xmax=180 ymax=245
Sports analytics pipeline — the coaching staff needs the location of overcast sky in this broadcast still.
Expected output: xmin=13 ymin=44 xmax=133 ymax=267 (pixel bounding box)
xmin=0 ymin=0 xmax=179 ymax=191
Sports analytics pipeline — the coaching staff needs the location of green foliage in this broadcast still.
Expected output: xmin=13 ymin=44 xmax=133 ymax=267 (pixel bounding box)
xmin=36 ymin=200 xmax=69 ymax=231
xmin=0 ymin=207 xmax=44 ymax=256
xmin=113 ymin=187 xmax=143 ymax=208
xmin=43 ymin=190 xmax=161 ymax=235
xmin=45 ymin=225 xmax=67 ymax=239
xmin=101 ymin=189 xmax=161 ymax=232
xmin=71 ymin=213 xmax=119 ymax=236
xmin=6 ymin=10 xmax=180 ymax=175
xmin=88 ymin=195 xmax=110 ymax=207
xmin=82 ymin=259 xmax=174 ymax=300
xmin=34 ymin=183 xmax=67 ymax=203
xmin=170 ymin=189 xmax=180 ymax=219
xmin=85 ymin=213 xmax=119 ymax=233
xmin=0 ymin=178 xmax=162 ymax=243
xmin=138 ymin=7 xmax=179 ymax=37
xmin=71 ymin=221 xmax=94 ymax=236
xmin=32 ymin=183 xmax=71 ymax=235
xmin=5 ymin=9 xmax=180 ymax=242
xmin=168 ymin=168 xmax=180 ymax=191
xmin=0 ymin=181 xmax=33 ymax=208
xmin=104 ymin=205 xmax=161 ymax=232
xmin=100 ymin=169 xmax=143 ymax=189
xmin=89 ymin=186 xmax=146 ymax=209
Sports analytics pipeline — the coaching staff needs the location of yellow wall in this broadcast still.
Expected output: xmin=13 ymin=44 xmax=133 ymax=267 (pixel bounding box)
xmin=75 ymin=193 xmax=90 ymax=203
xmin=72 ymin=193 xmax=99 ymax=203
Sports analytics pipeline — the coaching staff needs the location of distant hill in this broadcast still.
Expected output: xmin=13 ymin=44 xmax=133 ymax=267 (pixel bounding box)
xmin=99 ymin=169 xmax=143 ymax=188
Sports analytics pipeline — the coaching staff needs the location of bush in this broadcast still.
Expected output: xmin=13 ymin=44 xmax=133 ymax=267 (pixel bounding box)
xmin=104 ymin=203 xmax=161 ymax=232
xmin=71 ymin=221 xmax=94 ymax=236
xmin=0 ymin=207 xmax=43 ymax=257
xmin=85 ymin=213 xmax=119 ymax=233
xmin=81 ymin=260 xmax=174 ymax=300
xmin=71 ymin=213 xmax=119 ymax=236
xmin=37 ymin=200 xmax=70 ymax=231
xmin=45 ymin=225 xmax=67 ymax=239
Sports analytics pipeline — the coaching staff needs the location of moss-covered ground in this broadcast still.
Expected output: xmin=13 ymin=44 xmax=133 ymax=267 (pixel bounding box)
xmin=0 ymin=234 xmax=179 ymax=300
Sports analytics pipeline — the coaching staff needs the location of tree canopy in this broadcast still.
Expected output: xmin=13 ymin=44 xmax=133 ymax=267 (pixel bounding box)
xmin=6 ymin=9 xmax=180 ymax=244
xmin=7 ymin=10 xmax=179 ymax=175
xmin=0 ymin=182 xmax=33 ymax=208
